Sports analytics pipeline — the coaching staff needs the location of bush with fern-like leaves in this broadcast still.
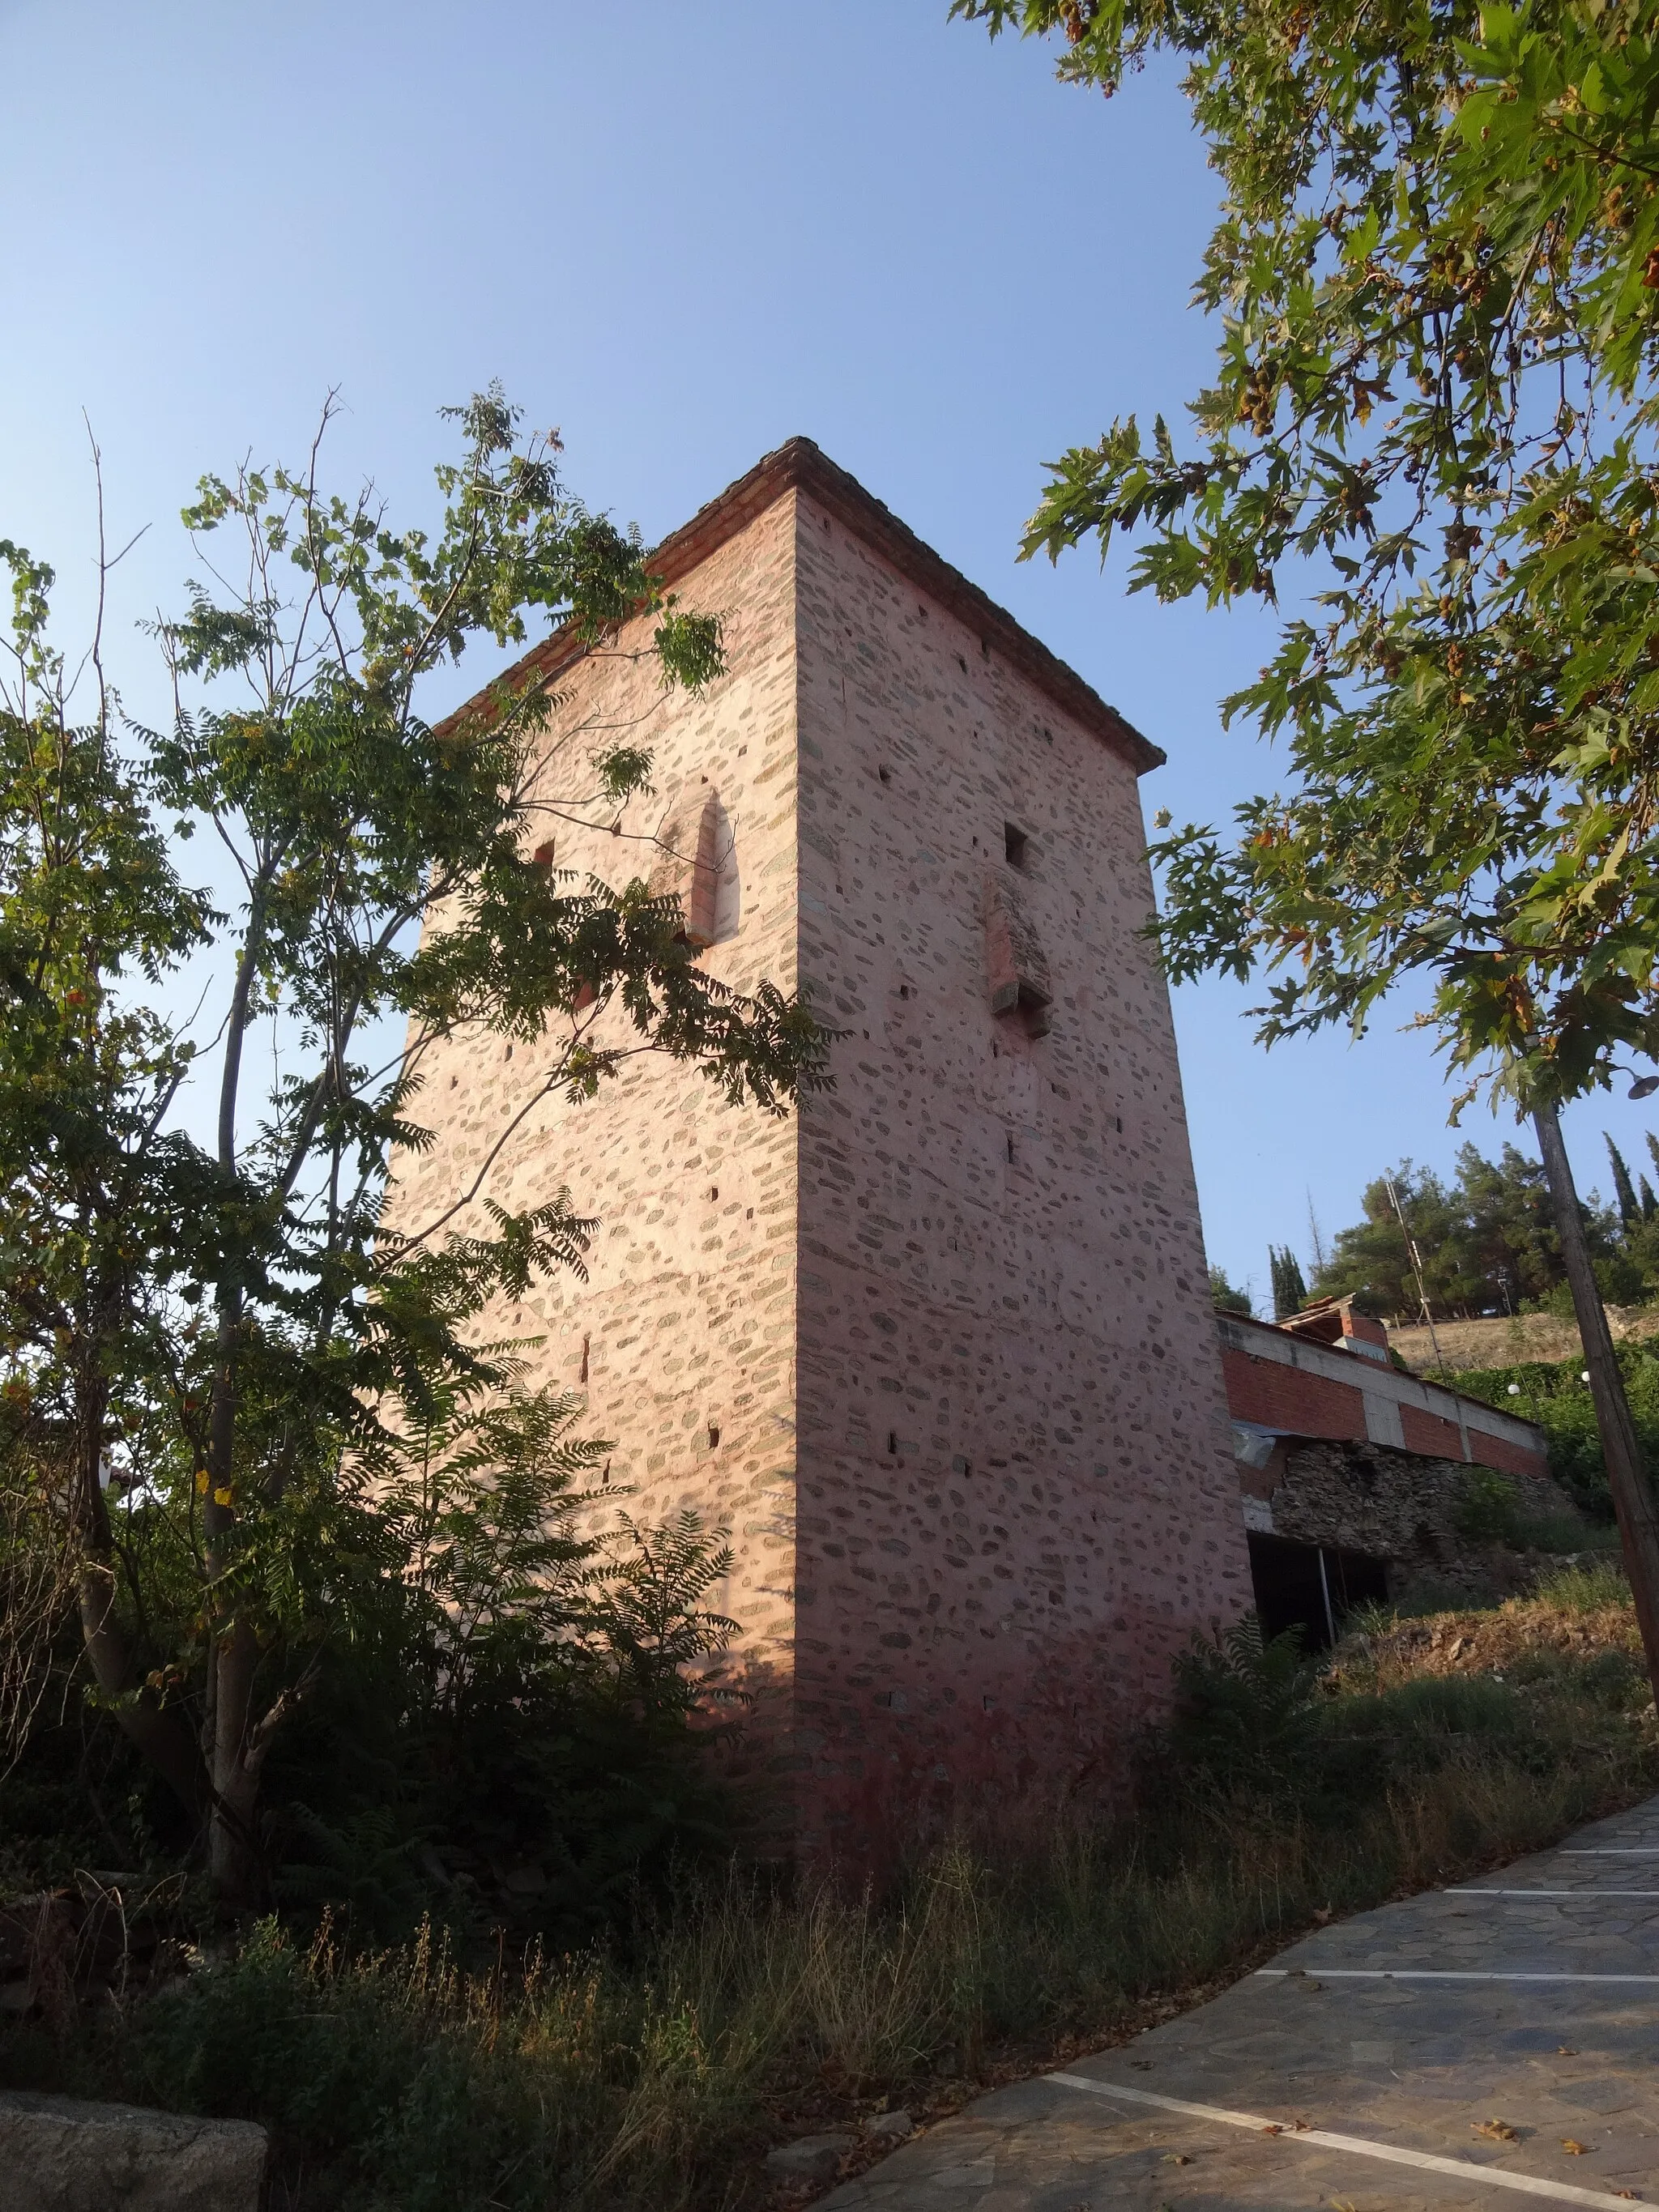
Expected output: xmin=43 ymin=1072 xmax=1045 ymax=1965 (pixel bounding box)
xmin=0 ymin=1375 xmax=742 ymax=1948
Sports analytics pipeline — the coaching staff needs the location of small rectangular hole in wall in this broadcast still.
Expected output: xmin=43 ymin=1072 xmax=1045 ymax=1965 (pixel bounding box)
xmin=878 ymin=765 xmax=892 ymax=785
xmin=1004 ymin=822 xmax=1029 ymax=869
xmin=579 ymin=1334 xmax=590 ymax=1386
xmin=532 ymin=838 xmax=556 ymax=866
xmin=1005 ymin=1133 xmax=1016 ymax=1164
xmin=887 ymin=1430 xmax=898 ymax=1455
xmin=951 ymin=1455 xmax=970 ymax=1476
xmin=706 ymin=1424 xmax=721 ymax=1449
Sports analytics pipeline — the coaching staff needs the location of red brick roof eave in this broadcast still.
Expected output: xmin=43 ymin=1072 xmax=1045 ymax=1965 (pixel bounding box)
xmin=436 ymin=437 xmax=1164 ymax=778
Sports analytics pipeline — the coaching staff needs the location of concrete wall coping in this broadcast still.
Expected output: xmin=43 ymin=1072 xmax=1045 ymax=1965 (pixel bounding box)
xmin=1217 ymin=1311 xmax=1544 ymax=1451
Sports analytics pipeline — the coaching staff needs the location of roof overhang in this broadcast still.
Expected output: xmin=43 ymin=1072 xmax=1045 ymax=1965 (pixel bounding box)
xmin=452 ymin=437 xmax=1163 ymax=778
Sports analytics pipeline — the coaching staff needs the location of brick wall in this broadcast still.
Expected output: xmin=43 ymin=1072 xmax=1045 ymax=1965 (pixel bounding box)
xmin=1218 ymin=1313 xmax=1547 ymax=1481
xmin=1398 ymin=1402 xmax=1469 ymax=1461
xmin=1222 ymin=1347 xmax=1368 ymax=1443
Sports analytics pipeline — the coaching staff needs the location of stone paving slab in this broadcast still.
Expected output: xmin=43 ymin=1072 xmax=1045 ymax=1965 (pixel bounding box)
xmin=821 ymin=1798 xmax=1659 ymax=2210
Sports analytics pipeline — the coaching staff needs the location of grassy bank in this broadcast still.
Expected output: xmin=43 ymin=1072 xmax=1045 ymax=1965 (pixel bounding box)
xmin=4 ymin=1576 xmax=1654 ymax=2211
xmin=1456 ymin=1340 xmax=1659 ymax=1518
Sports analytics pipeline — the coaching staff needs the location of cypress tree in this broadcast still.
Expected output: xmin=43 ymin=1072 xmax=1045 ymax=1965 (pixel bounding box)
xmin=1606 ymin=1134 xmax=1641 ymax=1233
xmin=1269 ymin=1245 xmax=1307 ymax=1321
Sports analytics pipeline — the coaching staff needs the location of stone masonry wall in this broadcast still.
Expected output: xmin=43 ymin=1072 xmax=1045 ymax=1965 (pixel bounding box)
xmin=1253 ymin=1436 xmax=1580 ymax=1596
xmin=382 ymin=461 xmax=1256 ymax=1859
xmin=787 ymin=494 xmax=1252 ymax=1856
xmin=380 ymin=492 xmax=807 ymax=1818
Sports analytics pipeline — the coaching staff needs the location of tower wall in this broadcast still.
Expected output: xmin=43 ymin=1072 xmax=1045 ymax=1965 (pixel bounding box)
xmin=382 ymin=448 xmax=1252 ymax=1860
xmin=382 ymin=491 xmax=808 ymax=1817
xmin=787 ymin=495 xmax=1249 ymax=1854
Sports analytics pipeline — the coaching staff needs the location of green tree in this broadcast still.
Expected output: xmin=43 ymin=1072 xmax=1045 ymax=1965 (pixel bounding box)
xmin=955 ymin=0 xmax=1659 ymax=1702
xmin=1607 ymin=1135 xmax=1642 ymax=1233
xmin=1315 ymin=1165 xmax=1448 ymax=1317
xmin=1209 ymin=1262 xmax=1253 ymax=1315
xmin=1268 ymin=1243 xmax=1307 ymax=1319
xmin=0 ymin=394 xmax=825 ymax=1904
xmin=1311 ymin=1141 xmax=1614 ymax=1315
xmin=1446 ymin=1140 xmax=1567 ymax=1309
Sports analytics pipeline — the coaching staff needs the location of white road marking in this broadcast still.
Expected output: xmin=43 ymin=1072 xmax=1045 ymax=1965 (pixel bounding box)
xmin=1256 ymin=1969 xmax=1659 ymax=1983
xmin=1444 ymin=1889 xmax=1659 ymax=1899
xmin=1050 ymin=2073 xmax=1644 ymax=2209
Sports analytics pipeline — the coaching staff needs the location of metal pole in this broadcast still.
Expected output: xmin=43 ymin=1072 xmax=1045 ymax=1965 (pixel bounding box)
xmin=1386 ymin=1173 xmax=1448 ymax=1377
xmin=1317 ymin=1547 xmax=1337 ymax=1649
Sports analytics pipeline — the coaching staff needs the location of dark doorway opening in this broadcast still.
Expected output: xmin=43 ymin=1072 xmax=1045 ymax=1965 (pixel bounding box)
xmin=1247 ymin=1533 xmax=1388 ymax=1652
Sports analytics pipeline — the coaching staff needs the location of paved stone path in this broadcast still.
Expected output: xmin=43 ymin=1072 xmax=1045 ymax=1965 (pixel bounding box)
xmin=821 ymin=1796 xmax=1659 ymax=2210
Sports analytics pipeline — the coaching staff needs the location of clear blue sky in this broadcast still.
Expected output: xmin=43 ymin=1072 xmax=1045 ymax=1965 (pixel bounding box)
xmin=3 ymin=0 xmax=1651 ymax=1308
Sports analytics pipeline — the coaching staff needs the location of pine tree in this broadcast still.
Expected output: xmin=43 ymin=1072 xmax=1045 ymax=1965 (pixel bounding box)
xmin=1607 ymin=1135 xmax=1641 ymax=1233
xmin=1269 ymin=1245 xmax=1307 ymax=1321
xmin=1641 ymin=1177 xmax=1657 ymax=1225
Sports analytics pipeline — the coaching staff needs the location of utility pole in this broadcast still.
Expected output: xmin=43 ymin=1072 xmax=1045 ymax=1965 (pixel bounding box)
xmin=1386 ymin=1173 xmax=1448 ymax=1379
xmin=1533 ymin=1099 xmax=1659 ymax=1705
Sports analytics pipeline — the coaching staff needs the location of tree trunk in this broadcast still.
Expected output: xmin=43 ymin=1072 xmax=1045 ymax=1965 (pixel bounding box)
xmin=66 ymin=1357 xmax=202 ymax=1821
xmin=202 ymin=1289 xmax=267 ymax=1911
xmin=206 ymin=1617 xmax=265 ymax=1908
xmin=1532 ymin=1101 xmax=1659 ymax=1704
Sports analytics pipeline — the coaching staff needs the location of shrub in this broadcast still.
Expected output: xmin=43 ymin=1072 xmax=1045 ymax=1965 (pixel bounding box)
xmin=1456 ymin=1342 xmax=1659 ymax=1519
xmin=1455 ymin=1465 xmax=1523 ymax=1543
xmin=1533 ymin=1558 xmax=1631 ymax=1614
xmin=4 ymin=1603 xmax=1654 ymax=2211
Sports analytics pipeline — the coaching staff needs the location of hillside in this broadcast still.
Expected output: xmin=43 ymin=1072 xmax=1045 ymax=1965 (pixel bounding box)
xmin=1387 ymin=1304 xmax=1659 ymax=1375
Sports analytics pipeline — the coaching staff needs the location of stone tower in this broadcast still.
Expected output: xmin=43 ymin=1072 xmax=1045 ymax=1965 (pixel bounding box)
xmin=384 ymin=441 xmax=1251 ymax=1856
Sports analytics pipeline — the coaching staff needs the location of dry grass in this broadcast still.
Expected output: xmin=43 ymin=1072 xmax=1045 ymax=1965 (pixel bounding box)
xmin=1388 ymin=1305 xmax=1659 ymax=1374
xmin=4 ymin=1584 xmax=1656 ymax=2212
xmin=1338 ymin=1562 xmax=1642 ymax=1686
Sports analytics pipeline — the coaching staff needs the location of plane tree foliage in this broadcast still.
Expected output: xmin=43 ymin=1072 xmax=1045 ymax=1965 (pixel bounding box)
xmin=955 ymin=0 xmax=1659 ymax=1108
xmin=0 ymin=393 xmax=825 ymax=1906
xmin=956 ymin=0 xmax=1659 ymax=1686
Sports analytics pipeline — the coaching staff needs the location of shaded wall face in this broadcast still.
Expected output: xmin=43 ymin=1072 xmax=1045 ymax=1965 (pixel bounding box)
xmin=379 ymin=495 xmax=806 ymax=1831
xmin=788 ymin=497 xmax=1251 ymax=1856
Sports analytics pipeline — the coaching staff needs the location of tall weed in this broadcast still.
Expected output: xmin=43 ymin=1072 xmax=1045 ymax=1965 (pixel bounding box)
xmin=4 ymin=1616 xmax=1654 ymax=2212
xmin=1533 ymin=1558 xmax=1631 ymax=1613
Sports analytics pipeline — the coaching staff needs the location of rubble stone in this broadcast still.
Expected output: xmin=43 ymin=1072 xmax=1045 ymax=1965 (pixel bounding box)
xmin=0 ymin=2090 xmax=267 ymax=2212
xmin=764 ymin=2129 xmax=856 ymax=2181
